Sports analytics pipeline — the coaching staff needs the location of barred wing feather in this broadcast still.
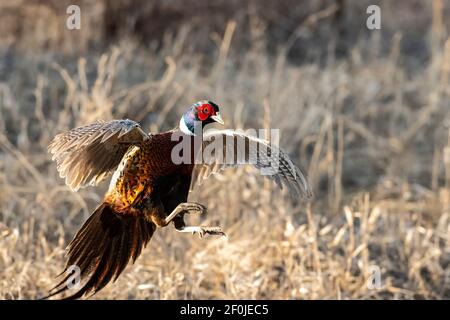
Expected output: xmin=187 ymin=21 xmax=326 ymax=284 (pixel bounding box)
xmin=48 ymin=119 xmax=149 ymax=191
xmin=190 ymin=129 xmax=312 ymax=199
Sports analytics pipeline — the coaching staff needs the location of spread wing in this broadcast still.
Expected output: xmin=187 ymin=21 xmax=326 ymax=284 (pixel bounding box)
xmin=48 ymin=119 xmax=149 ymax=191
xmin=190 ymin=129 xmax=313 ymax=199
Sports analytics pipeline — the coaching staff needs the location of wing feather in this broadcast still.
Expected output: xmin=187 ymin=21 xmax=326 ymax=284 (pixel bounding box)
xmin=190 ymin=129 xmax=313 ymax=199
xmin=48 ymin=119 xmax=150 ymax=191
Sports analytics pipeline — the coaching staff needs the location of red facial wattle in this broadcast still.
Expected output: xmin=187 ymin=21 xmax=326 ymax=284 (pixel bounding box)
xmin=197 ymin=103 xmax=213 ymax=121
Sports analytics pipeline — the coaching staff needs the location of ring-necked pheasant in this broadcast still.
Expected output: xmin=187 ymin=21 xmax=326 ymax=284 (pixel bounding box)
xmin=44 ymin=100 xmax=312 ymax=299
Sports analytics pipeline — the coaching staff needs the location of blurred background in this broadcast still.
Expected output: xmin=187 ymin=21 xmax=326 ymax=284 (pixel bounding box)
xmin=0 ymin=0 xmax=450 ymax=299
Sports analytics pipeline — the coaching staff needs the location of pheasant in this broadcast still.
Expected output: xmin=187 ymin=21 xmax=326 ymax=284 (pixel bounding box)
xmin=44 ymin=100 xmax=312 ymax=299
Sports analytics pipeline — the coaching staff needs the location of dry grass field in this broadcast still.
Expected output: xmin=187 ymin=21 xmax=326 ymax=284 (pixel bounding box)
xmin=0 ymin=0 xmax=450 ymax=299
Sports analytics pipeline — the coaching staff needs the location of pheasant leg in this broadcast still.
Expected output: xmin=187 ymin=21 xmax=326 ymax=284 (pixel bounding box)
xmin=163 ymin=202 xmax=207 ymax=225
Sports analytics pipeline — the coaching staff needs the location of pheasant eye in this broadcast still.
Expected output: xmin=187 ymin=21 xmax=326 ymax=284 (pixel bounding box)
xmin=203 ymin=107 xmax=209 ymax=114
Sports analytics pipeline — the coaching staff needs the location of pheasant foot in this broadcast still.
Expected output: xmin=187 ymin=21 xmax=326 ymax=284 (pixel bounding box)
xmin=176 ymin=226 xmax=227 ymax=238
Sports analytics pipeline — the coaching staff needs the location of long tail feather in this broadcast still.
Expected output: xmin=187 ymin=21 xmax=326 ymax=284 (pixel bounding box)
xmin=42 ymin=203 xmax=156 ymax=300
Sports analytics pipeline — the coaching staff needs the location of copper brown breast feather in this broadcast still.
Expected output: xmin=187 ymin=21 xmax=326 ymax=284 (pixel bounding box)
xmin=43 ymin=100 xmax=312 ymax=299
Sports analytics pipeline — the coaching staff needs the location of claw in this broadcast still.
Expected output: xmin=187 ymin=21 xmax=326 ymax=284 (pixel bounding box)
xmin=181 ymin=203 xmax=207 ymax=214
xmin=177 ymin=225 xmax=226 ymax=238
xmin=200 ymin=226 xmax=226 ymax=238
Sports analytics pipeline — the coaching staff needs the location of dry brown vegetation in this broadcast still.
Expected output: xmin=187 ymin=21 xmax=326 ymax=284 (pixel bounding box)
xmin=1 ymin=0 xmax=450 ymax=299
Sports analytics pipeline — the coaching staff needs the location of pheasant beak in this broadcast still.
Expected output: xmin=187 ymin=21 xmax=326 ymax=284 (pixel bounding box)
xmin=211 ymin=113 xmax=224 ymax=125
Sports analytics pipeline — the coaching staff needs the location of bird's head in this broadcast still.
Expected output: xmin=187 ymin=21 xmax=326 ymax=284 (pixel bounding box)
xmin=179 ymin=100 xmax=224 ymax=135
